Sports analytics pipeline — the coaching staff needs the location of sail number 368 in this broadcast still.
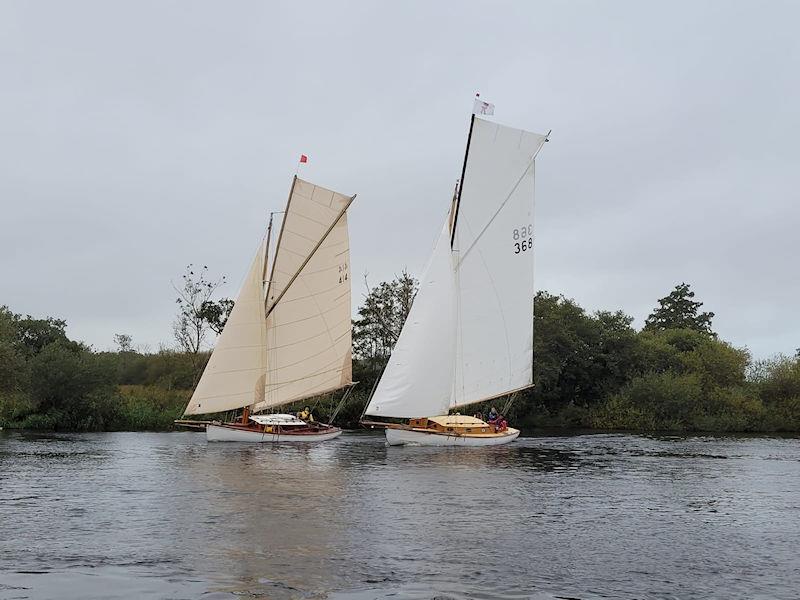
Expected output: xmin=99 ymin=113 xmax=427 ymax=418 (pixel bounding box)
xmin=513 ymin=225 xmax=533 ymax=254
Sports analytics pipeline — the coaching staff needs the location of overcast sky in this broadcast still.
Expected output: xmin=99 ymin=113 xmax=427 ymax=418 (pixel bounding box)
xmin=1 ymin=0 xmax=798 ymax=359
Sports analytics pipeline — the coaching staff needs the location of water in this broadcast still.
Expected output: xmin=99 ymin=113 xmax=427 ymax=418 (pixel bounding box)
xmin=1 ymin=431 xmax=798 ymax=600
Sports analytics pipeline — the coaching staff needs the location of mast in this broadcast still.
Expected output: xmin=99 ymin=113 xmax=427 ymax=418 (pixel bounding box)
xmin=265 ymin=176 xmax=297 ymax=309
xmin=262 ymin=212 xmax=274 ymax=291
xmin=450 ymin=113 xmax=475 ymax=248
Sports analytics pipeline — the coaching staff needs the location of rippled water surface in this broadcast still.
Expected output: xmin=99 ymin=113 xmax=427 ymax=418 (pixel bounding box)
xmin=1 ymin=430 xmax=799 ymax=599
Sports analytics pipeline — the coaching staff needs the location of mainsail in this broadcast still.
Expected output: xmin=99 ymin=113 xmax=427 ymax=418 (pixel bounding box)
xmin=257 ymin=179 xmax=354 ymax=411
xmin=364 ymin=117 xmax=547 ymax=419
xmin=184 ymin=177 xmax=355 ymax=417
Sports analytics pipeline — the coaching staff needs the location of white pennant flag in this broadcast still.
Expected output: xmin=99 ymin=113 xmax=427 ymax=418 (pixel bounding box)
xmin=473 ymin=98 xmax=495 ymax=115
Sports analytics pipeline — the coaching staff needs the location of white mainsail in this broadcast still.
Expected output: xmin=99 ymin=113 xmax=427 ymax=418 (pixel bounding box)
xmin=184 ymin=176 xmax=354 ymax=417
xmin=364 ymin=116 xmax=547 ymax=419
xmin=184 ymin=238 xmax=268 ymax=416
xmin=451 ymin=117 xmax=547 ymax=408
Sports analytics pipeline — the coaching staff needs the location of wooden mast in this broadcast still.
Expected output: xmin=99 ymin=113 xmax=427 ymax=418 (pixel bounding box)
xmin=265 ymin=175 xmax=297 ymax=309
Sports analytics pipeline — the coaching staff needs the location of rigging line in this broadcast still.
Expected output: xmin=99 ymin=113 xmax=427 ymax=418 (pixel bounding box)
xmin=266 ymin=195 xmax=356 ymax=318
xmin=455 ymin=134 xmax=548 ymax=267
xmin=501 ymin=391 xmax=517 ymax=418
xmin=361 ymin=363 xmax=386 ymax=420
xmin=328 ymin=384 xmax=355 ymax=425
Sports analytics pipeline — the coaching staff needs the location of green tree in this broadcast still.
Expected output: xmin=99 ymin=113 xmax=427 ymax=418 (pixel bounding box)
xmin=15 ymin=314 xmax=76 ymax=356
xmin=199 ymin=298 xmax=234 ymax=335
xmin=353 ymin=270 xmax=417 ymax=361
xmin=113 ymin=333 xmax=133 ymax=352
xmin=525 ymin=293 xmax=642 ymax=420
xmin=172 ymin=265 xmax=229 ymax=355
xmin=644 ymin=282 xmax=715 ymax=335
xmin=0 ymin=307 xmax=27 ymax=393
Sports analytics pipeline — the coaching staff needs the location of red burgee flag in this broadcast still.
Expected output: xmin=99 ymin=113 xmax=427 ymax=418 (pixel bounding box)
xmin=299 ymin=154 xmax=308 ymax=163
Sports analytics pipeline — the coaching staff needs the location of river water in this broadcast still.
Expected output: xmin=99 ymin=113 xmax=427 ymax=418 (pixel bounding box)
xmin=0 ymin=431 xmax=798 ymax=600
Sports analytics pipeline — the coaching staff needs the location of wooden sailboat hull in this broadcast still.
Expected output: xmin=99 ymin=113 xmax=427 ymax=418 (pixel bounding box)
xmin=207 ymin=423 xmax=343 ymax=443
xmin=385 ymin=426 xmax=520 ymax=447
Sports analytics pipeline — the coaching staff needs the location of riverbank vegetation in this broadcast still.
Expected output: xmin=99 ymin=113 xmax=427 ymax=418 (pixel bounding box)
xmin=1 ymin=278 xmax=798 ymax=433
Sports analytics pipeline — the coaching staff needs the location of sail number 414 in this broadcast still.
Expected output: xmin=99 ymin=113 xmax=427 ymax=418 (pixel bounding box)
xmin=513 ymin=225 xmax=533 ymax=254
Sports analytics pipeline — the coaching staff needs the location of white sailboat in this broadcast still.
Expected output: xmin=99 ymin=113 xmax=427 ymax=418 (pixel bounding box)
xmin=181 ymin=176 xmax=356 ymax=442
xmin=361 ymin=109 xmax=548 ymax=446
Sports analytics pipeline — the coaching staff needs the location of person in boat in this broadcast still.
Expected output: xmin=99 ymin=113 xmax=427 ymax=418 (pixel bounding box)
xmin=487 ymin=407 xmax=499 ymax=423
xmin=297 ymin=406 xmax=315 ymax=422
xmin=495 ymin=414 xmax=508 ymax=432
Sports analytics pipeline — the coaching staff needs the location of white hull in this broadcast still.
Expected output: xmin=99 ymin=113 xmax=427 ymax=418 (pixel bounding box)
xmin=206 ymin=424 xmax=343 ymax=443
xmin=385 ymin=427 xmax=520 ymax=447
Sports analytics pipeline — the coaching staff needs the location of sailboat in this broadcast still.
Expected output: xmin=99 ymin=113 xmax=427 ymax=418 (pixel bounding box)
xmin=360 ymin=109 xmax=548 ymax=446
xmin=181 ymin=175 xmax=357 ymax=442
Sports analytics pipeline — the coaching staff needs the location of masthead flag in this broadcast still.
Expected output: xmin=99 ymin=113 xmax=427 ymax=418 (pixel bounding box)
xmin=299 ymin=154 xmax=308 ymax=163
xmin=473 ymin=98 xmax=495 ymax=115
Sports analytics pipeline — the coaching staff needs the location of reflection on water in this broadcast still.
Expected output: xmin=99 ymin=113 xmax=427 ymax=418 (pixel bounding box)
xmin=1 ymin=430 xmax=799 ymax=599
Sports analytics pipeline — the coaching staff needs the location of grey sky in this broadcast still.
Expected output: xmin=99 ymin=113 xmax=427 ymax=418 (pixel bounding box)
xmin=1 ymin=0 xmax=798 ymax=359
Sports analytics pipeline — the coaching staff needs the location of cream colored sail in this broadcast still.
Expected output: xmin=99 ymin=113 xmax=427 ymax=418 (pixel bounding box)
xmin=451 ymin=117 xmax=547 ymax=408
xmin=256 ymin=210 xmax=353 ymax=410
xmin=266 ymin=177 xmax=353 ymax=312
xmin=183 ymin=238 xmax=268 ymax=416
xmin=185 ymin=176 xmax=354 ymax=417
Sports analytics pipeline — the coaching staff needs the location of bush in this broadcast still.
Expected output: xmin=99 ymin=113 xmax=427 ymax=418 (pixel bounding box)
xmin=117 ymin=385 xmax=190 ymax=430
xmin=593 ymin=372 xmax=704 ymax=430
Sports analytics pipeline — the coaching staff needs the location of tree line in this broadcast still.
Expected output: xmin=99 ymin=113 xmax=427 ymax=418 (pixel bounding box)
xmin=1 ymin=270 xmax=798 ymax=432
